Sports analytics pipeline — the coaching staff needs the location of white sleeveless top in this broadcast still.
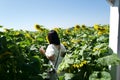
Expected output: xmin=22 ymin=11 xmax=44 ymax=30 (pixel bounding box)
xmin=45 ymin=44 xmax=66 ymax=70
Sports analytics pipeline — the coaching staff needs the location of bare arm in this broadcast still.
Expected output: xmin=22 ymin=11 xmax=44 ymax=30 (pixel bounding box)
xmin=39 ymin=47 xmax=46 ymax=55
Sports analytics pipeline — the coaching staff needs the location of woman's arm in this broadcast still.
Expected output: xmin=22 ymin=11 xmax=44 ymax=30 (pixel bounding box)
xmin=39 ymin=47 xmax=46 ymax=55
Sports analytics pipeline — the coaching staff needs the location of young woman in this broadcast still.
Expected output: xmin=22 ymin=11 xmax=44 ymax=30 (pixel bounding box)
xmin=40 ymin=30 xmax=66 ymax=80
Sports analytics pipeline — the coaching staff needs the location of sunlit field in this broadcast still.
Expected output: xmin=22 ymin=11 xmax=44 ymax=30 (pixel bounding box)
xmin=0 ymin=24 xmax=120 ymax=80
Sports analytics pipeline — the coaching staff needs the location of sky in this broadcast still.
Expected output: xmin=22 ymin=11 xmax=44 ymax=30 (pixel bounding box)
xmin=0 ymin=0 xmax=110 ymax=31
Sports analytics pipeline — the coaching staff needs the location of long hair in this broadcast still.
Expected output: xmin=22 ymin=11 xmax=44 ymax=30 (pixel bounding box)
xmin=47 ymin=30 xmax=60 ymax=45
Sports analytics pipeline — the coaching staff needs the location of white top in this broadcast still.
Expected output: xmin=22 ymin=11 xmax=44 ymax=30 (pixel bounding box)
xmin=45 ymin=44 xmax=66 ymax=70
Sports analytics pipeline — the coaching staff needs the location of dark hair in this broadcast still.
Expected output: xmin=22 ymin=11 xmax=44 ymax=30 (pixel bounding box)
xmin=48 ymin=30 xmax=60 ymax=45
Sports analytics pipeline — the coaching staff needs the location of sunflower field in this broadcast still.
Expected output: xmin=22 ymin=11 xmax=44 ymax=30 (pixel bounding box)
xmin=0 ymin=24 xmax=120 ymax=80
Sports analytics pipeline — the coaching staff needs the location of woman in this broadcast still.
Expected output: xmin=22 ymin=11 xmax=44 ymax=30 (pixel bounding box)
xmin=40 ymin=30 xmax=66 ymax=80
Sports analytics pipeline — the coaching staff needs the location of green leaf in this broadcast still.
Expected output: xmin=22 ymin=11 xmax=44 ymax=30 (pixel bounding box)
xmin=0 ymin=25 xmax=3 ymax=28
xmin=64 ymin=73 xmax=75 ymax=80
xmin=89 ymin=71 xmax=111 ymax=80
xmin=96 ymin=54 xmax=120 ymax=66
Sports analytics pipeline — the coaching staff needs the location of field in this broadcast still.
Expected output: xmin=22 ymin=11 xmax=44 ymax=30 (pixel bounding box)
xmin=0 ymin=24 xmax=120 ymax=80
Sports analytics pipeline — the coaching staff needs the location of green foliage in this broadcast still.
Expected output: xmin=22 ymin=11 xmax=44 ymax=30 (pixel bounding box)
xmin=89 ymin=71 xmax=111 ymax=80
xmin=57 ymin=24 xmax=120 ymax=80
xmin=0 ymin=28 xmax=49 ymax=80
xmin=96 ymin=54 xmax=120 ymax=66
xmin=0 ymin=24 xmax=120 ymax=80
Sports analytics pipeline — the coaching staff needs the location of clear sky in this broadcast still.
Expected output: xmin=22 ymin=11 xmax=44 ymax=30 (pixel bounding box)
xmin=0 ymin=0 xmax=110 ymax=31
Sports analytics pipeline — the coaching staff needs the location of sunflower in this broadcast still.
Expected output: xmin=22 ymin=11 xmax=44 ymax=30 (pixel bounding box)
xmin=65 ymin=29 xmax=71 ymax=34
xmin=79 ymin=63 xmax=84 ymax=67
xmin=3 ymin=28 xmax=10 ymax=32
xmin=94 ymin=24 xmax=99 ymax=30
xmin=71 ymin=39 xmax=80 ymax=43
xmin=62 ymin=41 xmax=68 ymax=47
xmin=93 ymin=48 xmax=100 ymax=51
xmin=82 ymin=60 xmax=87 ymax=65
xmin=25 ymin=33 xmax=34 ymax=41
xmin=15 ymin=32 xmax=20 ymax=35
xmin=81 ymin=24 xmax=86 ymax=29
xmin=98 ymin=31 xmax=103 ymax=35
xmin=34 ymin=24 xmax=43 ymax=31
xmin=34 ymin=24 xmax=40 ymax=30
xmin=53 ymin=28 xmax=59 ymax=33
xmin=74 ymin=24 xmax=80 ymax=31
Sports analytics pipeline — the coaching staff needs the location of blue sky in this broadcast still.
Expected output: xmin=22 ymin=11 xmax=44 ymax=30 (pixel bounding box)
xmin=0 ymin=0 xmax=110 ymax=31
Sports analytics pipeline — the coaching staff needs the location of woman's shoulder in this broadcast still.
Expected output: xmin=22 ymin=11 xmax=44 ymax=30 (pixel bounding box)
xmin=46 ymin=44 xmax=55 ymax=53
xmin=47 ymin=44 xmax=55 ymax=49
xmin=47 ymin=44 xmax=65 ymax=50
xmin=60 ymin=43 xmax=65 ymax=47
xmin=60 ymin=43 xmax=66 ymax=51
